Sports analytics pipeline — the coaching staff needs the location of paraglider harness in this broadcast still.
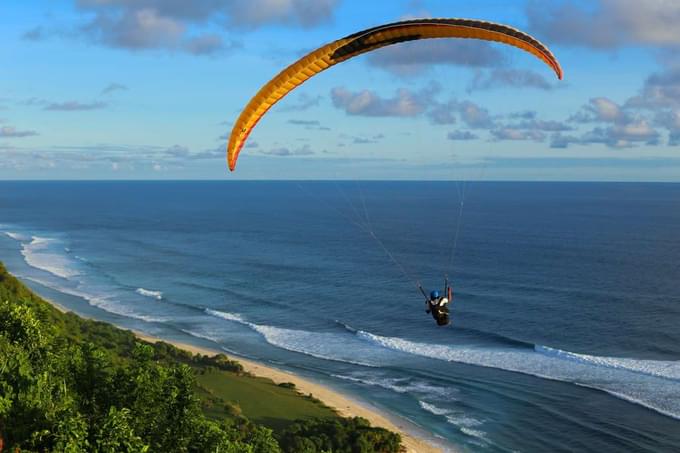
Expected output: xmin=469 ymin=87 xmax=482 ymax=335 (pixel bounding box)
xmin=420 ymin=278 xmax=452 ymax=326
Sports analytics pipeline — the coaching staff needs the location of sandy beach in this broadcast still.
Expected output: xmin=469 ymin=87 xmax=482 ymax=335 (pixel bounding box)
xmin=46 ymin=298 xmax=443 ymax=453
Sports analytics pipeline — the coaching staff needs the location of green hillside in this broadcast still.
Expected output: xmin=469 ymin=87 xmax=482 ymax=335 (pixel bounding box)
xmin=0 ymin=262 xmax=402 ymax=452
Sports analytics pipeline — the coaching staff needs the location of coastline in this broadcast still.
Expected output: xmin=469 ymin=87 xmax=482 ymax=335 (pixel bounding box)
xmin=44 ymin=296 xmax=444 ymax=453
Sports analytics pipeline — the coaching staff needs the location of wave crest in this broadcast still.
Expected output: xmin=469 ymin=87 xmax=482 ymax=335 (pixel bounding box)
xmin=205 ymin=309 xmax=380 ymax=367
xmin=136 ymin=288 xmax=163 ymax=300
xmin=355 ymin=329 xmax=680 ymax=420
xmin=21 ymin=236 xmax=80 ymax=279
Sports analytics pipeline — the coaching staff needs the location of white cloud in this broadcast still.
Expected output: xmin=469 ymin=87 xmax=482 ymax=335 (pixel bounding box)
xmin=0 ymin=126 xmax=39 ymax=138
xmin=331 ymin=87 xmax=429 ymax=117
xmin=527 ymin=0 xmax=680 ymax=48
xmin=366 ymin=40 xmax=504 ymax=76
xmin=570 ymin=97 xmax=626 ymax=123
xmin=225 ymin=0 xmax=339 ymax=28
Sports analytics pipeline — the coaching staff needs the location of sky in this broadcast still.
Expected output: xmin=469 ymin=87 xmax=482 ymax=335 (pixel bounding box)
xmin=2 ymin=0 xmax=680 ymax=181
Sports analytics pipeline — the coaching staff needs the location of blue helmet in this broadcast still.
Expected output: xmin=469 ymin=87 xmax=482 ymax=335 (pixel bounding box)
xmin=430 ymin=290 xmax=440 ymax=299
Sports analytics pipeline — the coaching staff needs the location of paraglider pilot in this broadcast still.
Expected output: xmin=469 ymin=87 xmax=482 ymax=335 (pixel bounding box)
xmin=421 ymin=279 xmax=452 ymax=326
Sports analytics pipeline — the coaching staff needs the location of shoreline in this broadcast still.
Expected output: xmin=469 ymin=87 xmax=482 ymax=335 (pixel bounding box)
xmin=44 ymin=295 xmax=444 ymax=453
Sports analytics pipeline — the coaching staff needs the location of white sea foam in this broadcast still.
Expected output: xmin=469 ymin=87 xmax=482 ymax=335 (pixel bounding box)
xmin=446 ymin=414 xmax=484 ymax=429
xmin=205 ymin=309 xmax=680 ymax=419
xmin=356 ymin=330 xmax=680 ymax=420
xmin=333 ymin=373 xmax=457 ymax=400
xmin=419 ymin=401 xmax=451 ymax=416
xmin=136 ymin=288 xmax=163 ymax=300
xmin=206 ymin=308 xmax=246 ymax=323
xmin=180 ymin=328 xmax=221 ymax=343
xmin=3 ymin=231 xmax=26 ymax=241
xmin=205 ymin=309 xmax=379 ymax=367
xmin=24 ymin=276 xmax=167 ymax=324
xmin=419 ymin=402 xmax=488 ymax=444
xmin=459 ymin=427 xmax=488 ymax=441
xmin=199 ymin=308 xmax=680 ymax=420
xmin=535 ymin=345 xmax=680 ymax=381
xmin=21 ymin=236 xmax=80 ymax=279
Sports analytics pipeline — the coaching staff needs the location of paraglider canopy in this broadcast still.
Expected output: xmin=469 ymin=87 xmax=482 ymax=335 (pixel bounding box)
xmin=226 ymin=18 xmax=563 ymax=171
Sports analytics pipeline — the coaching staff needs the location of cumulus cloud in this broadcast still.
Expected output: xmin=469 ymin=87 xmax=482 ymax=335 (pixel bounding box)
xmin=287 ymin=119 xmax=320 ymax=126
xmin=225 ymin=0 xmax=339 ymax=29
xmin=100 ymin=82 xmax=128 ymax=95
xmin=366 ymin=40 xmax=505 ymax=76
xmin=608 ymin=120 xmax=660 ymax=145
xmin=330 ymin=84 xmax=501 ymax=132
xmin=44 ymin=101 xmax=107 ymax=111
xmin=619 ymin=67 xmax=680 ymax=145
xmin=287 ymin=119 xmax=330 ymax=131
xmin=163 ymin=144 xmax=191 ymax=158
xmin=670 ymin=131 xmax=680 ymax=146
xmin=626 ymin=67 xmax=680 ymax=109
xmin=467 ymin=69 xmax=556 ymax=92
xmin=556 ymin=88 xmax=676 ymax=147
xmin=36 ymin=0 xmax=339 ymax=55
xmin=260 ymin=144 xmax=315 ymax=156
xmin=447 ymin=130 xmax=478 ymax=140
xmin=569 ymin=97 xmax=626 ymax=123
xmin=509 ymin=119 xmax=573 ymax=132
xmin=350 ymin=134 xmax=384 ymax=145
xmin=549 ymin=133 xmax=582 ymax=149
xmin=551 ymin=120 xmax=660 ymax=148
xmin=491 ymin=128 xmax=546 ymax=142
xmin=10 ymin=143 xmax=225 ymax=169
xmin=183 ymin=34 xmax=238 ymax=55
xmin=429 ymin=98 xmax=498 ymax=128
xmin=457 ymin=101 xmax=495 ymax=129
xmin=509 ymin=110 xmax=538 ymax=120
xmin=22 ymin=26 xmax=47 ymax=41
xmin=427 ymin=100 xmax=458 ymax=125
xmin=485 ymin=114 xmax=571 ymax=144
xmin=327 ymin=73 xmax=672 ymax=149
xmin=331 ymin=86 xmax=431 ymax=117
xmin=279 ymin=93 xmax=322 ymax=112
xmin=654 ymin=109 xmax=680 ymax=144
xmin=159 ymin=144 xmax=229 ymax=160
xmin=0 ymin=126 xmax=39 ymax=138
xmin=527 ymin=0 xmax=680 ymax=49
xmin=80 ymin=6 xmax=186 ymax=50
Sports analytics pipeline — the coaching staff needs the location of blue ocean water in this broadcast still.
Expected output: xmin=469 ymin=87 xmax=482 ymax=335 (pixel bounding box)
xmin=1 ymin=181 xmax=679 ymax=452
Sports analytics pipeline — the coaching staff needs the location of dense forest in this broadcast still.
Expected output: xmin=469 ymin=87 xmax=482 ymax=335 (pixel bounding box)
xmin=0 ymin=263 xmax=403 ymax=452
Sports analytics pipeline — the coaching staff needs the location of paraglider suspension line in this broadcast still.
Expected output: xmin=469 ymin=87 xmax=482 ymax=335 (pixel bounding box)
xmin=446 ymin=183 xmax=466 ymax=276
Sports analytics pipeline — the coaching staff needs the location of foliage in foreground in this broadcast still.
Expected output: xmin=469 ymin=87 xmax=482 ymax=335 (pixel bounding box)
xmin=0 ymin=299 xmax=277 ymax=452
xmin=0 ymin=263 xmax=402 ymax=453
xmin=278 ymin=417 xmax=403 ymax=453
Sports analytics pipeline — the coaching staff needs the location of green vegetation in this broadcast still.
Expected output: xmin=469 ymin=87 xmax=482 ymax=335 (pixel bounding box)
xmin=0 ymin=262 xmax=403 ymax=452
xmin=196 ymin=369 xmax=334 ymax=431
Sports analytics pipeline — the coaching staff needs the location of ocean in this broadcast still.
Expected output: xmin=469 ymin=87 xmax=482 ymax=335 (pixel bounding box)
xmin=1 ymin=181 xmax=679 ymax=452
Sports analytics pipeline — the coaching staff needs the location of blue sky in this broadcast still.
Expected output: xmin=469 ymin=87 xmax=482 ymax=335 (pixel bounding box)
xmin=2 ymin=0 xmax=680 ymax=180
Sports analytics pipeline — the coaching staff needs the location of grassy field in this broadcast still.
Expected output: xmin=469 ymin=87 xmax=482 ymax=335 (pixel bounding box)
xmin=197 ymin=369 xmax=336 ymax=430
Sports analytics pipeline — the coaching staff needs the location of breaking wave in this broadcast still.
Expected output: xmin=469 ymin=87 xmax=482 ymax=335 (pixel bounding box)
xmin=332 ymin=373 xmax=457 ymax=401
xmin=205 ymin=309 xmax=380 ymax=367
xmin=534 ymin=345 xmax=680 ymax=381
xmin=3 ymin=231 xmax=27 ymax=241
xmin=24 ymin=276 xmax=167 ymax=323
xmin=356 ymin=330 xmax=680 ymax=420
xmin=21 ymin=236 xmax=80 ymax=279
xmin=136 ymin=288 xmax=163 ymax=300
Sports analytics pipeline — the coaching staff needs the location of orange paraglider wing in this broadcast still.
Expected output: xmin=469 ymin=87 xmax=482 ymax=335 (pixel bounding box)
xmin=227 ymin=18 xmax=563 ymax=170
